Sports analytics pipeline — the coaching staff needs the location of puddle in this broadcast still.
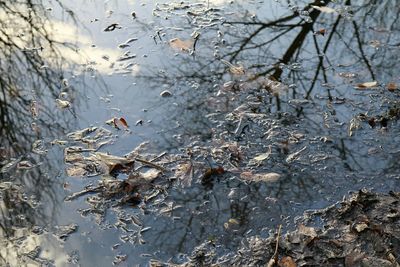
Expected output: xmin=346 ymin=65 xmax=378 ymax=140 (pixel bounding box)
xmin=1 ymin=0 xmax=399 ymax=266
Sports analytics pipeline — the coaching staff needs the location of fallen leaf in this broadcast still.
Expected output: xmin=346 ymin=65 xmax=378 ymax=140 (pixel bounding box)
xmin=298 ymin=224 xmax=317 ymax=238
xmin=314 ymin=28 xmax=326 ymax=36
xmin=140 ymin=169 xmax=161 ymax=181
xmin=311 ymin=5 xmax=336 ymax=14
xmin=286 ymin=146 xmax=307 ymax=163
xmin=169 ymin=38 xmax=193 ymax=52
xmin=240 ymin=171 xmax=281 ymax=183
xmin=160 ymin=90 xmax=172 ymax=97
xmin=279 ymin=256 xmax=297 ymax=267
xmin=354 ymin=223 xmax=368 ymax=232
xmin=175 ymin=162 xmax=193 ymax=187
xmin=201 ymin=166 xmax=225 ymax=185
xmin=119 ymin=117 xmax=129 ymax=128
xmin=251 ymin=145 xmax=272 ymax=164
xmin=348 ymin=117 xmax=361 ymax=136
xmin=387 ymin=82 xmax=398 ymax=92
xmin=345 ymin=252 xmax=365 ymax=267
xmin=56 ymin=99 xmax=71 ymax=109
xmin=221 ymin=59 xmax=245 ymax=75
xmin=354 ymin=81 xmax=378 ymax=89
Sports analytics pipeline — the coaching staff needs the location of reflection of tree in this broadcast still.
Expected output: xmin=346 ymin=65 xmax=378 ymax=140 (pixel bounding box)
xmin=0 ymin=1 xmax=83 ymax=264
xmin=136 ymin=0 xmax=400 ymax=257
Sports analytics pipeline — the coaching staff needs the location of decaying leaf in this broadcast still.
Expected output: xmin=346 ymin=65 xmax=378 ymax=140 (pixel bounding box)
xmin=221 ymin=59 xmax=245 ymax=75
xmin=286 ymin=146 xmax=307 ymax=163
xmin=354 ymin=81 xmax=378 ymax=89
xmin=65 ymin=151 xmax=134 ymax=177
xmin=311 ymin=5 xmax=336 ymax=14
xmin=387 ymin=82 xmax=398 ymax=92
xmin=298 ymin=224 xmax=317 ymax=238
xmin=314 ymin=28 xmax=326 ymax=36
xmin=169 ymin=38 xmax=194 ymax=52
xmin=240 ymin=171 xmax=281 ymax=183
xmin=279 ymin=256 xmax=297 ymax=267
xmin=201 ymin=166 xmax=225 ymax=185
xmin=140 ymin=169 xmax=162 ymax=181
xmin=251 ymin=145 xmax=272 ymax=164
xmin=175 ymin=162 xmax=193 ymax=187
xmin=67 ymin=127 xmax=98 ymax=141
xmin=106 ymin=117 xmax=129 ymax=129
xmin=56 ymin=99 xmax=71 ymax=109
xmin=348 ymin=117 xmax=361 ymax=136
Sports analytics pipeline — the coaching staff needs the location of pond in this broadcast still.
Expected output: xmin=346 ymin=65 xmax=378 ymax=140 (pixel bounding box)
xmin=0 ymin=0 xmax=399 ymax=266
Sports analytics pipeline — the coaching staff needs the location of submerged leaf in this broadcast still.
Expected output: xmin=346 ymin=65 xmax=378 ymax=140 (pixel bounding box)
xmin=169 ymin=38 xmax=193 ymax=52
xmin=175 ymin=162 xmax=193 ymax=187
xmin=286 ymin=146 xmax=307 ymax=163
xmin=250 ymin=145 xmax=272 ymax=164
xmin=240 ymin=171 xmax=281 ymax=183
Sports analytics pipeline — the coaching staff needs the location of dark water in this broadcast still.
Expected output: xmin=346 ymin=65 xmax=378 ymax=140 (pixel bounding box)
xmin=1 ymin=0 xmax=399 ymax=266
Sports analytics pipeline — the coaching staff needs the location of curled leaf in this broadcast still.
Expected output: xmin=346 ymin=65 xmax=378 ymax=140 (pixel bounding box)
xmin=354 ymin=81 xmax=378 ymax=89
xmin=311 ymin=5 xmax=336 ymax=14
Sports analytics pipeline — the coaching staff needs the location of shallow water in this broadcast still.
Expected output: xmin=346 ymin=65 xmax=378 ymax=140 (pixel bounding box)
xmin=1 ymin=0 xmax=399 ymax=266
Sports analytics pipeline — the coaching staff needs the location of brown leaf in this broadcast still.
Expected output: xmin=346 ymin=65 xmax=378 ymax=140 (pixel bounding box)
xmin=279 ymin=256 xmax=297 ymax=267
xmin=314 ymin=28 xmax=326 ymax=36
xmin=119 ymin=117 xmax=129 ymax=128
xmin=169 ymin=38 xmax=194 ymax=52
xmin=387 ymin=82 xmax=398 ymax=92
xmin=298 ymin=224 xmax=317 ymax=238
xmin=345 ymin=252 xmax=365 ymax=267
xmin=354 ymin=81 xmax=378 ymax=89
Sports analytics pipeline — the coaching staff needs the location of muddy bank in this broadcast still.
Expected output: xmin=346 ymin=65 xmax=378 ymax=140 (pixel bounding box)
xmin=158 ymin=190 xmax=400 ymax=267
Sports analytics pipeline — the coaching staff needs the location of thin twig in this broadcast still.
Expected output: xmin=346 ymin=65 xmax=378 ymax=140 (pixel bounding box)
xmin=267 ymin=224 xmax=282 ymax=267
xmin=134 ymin=157 xmax=167 ymax=172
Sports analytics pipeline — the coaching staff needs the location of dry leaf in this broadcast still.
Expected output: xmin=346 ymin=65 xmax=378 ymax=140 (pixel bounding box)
xmin=175 ymin=162 xmax=193 ymax=187
xmin=286 ymin=146 xmax=307 ymax=163
xmin=311 ymin=5 xmax=336 ymax=14
xmin=140 ymin=169 xmax=161 ymax=181
xmin=160 ymin=90 xmax=173 ymax=97
xmin=56 ymin=99 xmax=71 ymax=109
xmin=252 ymin=145 xmax=272 ymax=163
xmin=314 ymin=28 xmax=326 ymax=36
xmin=354 ymin=81 xmax=378 ymax=89
xmin=169 ymin=38 xmax=193 ymax=52
xmin=387 ymin=82 xmax=398 ymax=92
xmin=279 ymin=256 xmax=297 ymax=267
xmin=240 ymin=171 xmax=281 ymax=183
xmin=298 ymin=224 xmax=317 ymax=238
xmin=221 ymin=59 xmax=245 ymax=75
xmin=119 ymin=117 xmax=129 ymax=128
